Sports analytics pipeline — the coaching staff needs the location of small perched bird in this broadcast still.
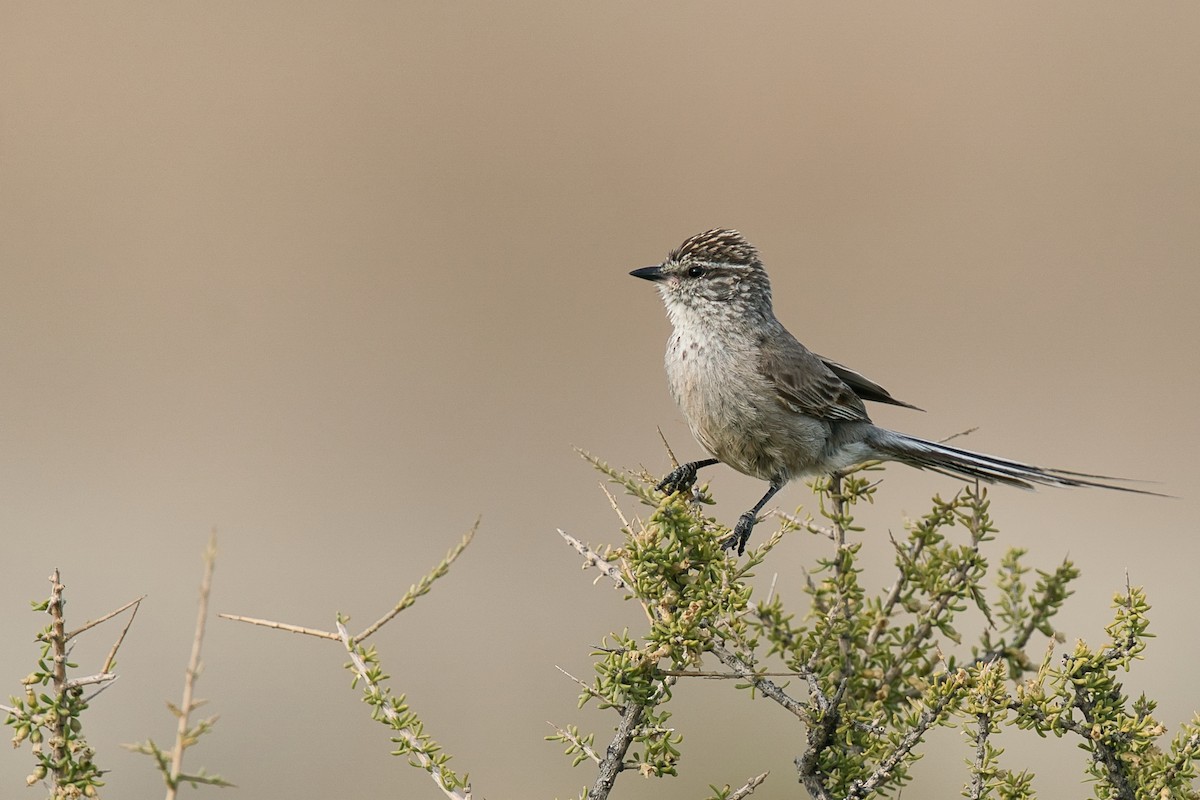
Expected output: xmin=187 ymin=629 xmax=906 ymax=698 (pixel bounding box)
xmin=631 ymin=228 xmax=1158 ymax=554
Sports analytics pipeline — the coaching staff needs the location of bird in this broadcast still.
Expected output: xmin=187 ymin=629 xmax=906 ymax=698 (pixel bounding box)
xmin=630 ymin=228 xmax=1160 ymax=554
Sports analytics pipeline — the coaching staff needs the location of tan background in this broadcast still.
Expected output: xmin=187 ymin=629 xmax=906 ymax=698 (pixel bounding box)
xmin=2 ymin=3 xmax=1198 ymax=798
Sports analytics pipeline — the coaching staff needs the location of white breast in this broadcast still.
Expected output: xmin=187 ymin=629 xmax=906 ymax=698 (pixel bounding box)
xmin=663 ymin=325 xmax=835 ymax=482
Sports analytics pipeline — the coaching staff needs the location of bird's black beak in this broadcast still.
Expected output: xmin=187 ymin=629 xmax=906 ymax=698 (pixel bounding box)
xmin=630 ymin=265 xmax=665 ymax=282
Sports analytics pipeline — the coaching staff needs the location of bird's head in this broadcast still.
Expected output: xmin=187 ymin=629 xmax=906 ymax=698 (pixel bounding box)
xmin=630 ymin=229 xmax=774 ymax=327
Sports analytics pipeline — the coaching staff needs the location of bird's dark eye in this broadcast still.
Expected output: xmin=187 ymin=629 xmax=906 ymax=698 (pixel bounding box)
xmin=686 ymin=266 xmax=705 ymax=278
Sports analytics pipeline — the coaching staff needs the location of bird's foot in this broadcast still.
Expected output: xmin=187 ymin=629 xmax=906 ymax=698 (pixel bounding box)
xmin=720 ymin=511 xmax=758 ymax=556
xmin=657 ymin=463 xmax=699 ymax=495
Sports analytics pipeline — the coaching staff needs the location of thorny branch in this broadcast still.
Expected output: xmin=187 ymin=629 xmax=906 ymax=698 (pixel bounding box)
xmin=707 ymin=640 xmax=808 ymax=720
xmin=728 ymin=770 xmax=771 ymax=799
xmin=166 ymin=531 xmax=219 ymax=799
xmin=967 ymin=712 xmax=992 ymax=800
xmin=337 ymin=620 xmax=472 ymax=800
xmin=221 ymin=525 xmax=476 ymax=644
xmin=559 ymin=528 xmax=632 ymax=591
xmin=843 ymin=692 xmax=957 ymax=799
xmin=218 ymin=525 xmax=478 ymax=799
xmin=879 ymin=516 xmax=988 ymax=688
xmin=586 ymin=701 xmax=646 ymax=800
xmin=547 ymin=722 xmax=602 ymax=765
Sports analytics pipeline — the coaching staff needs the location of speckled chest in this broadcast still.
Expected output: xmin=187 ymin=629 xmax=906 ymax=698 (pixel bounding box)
xmin=664 ymin=328 xmax=769 ymax=429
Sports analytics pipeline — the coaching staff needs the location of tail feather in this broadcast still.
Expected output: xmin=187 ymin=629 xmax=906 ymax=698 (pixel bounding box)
xmin=870 ymin=430 xmax=1167 ymax=496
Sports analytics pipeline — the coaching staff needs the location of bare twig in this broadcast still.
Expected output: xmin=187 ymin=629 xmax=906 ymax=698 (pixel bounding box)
xmin=556 ymin=665 xmax=606 ymax=703
xmin=764 ymin=572 xmax=779 ymax=607
xmin=100 ymin=596 xmax=144 ymax=674
xmin=217 ymin=614 xmax=339 ymax=640
xmin=657 ymin=668 xmax=809 ymax=679
xmin=941 ymin=427 xmax=980 ymax=444
xmin=728 ymin=771 xmax=770 ymax=799
xmin=655 ymin=426 xmax=680 ymax=470
xmin=558 ymin=529 xmax=632 ymax=591
xmin=166 ymin=530 xmax=219 ymax=800
xmin=776 ymin=510 xmax=837 ymax=541
xmin=66 ymin=594 xmax=145 ymax=642
xmin=599 ymin=482 xmax=634 ymax=537
xmin=64 ymin=673 xmax=119 ymax=690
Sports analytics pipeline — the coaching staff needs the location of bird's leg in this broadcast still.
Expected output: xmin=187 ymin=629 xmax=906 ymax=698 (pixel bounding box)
xmin=656 ymin=458 xmax=720 ymax=495
xmin=722 ymin=481 xmax=784 ymax=555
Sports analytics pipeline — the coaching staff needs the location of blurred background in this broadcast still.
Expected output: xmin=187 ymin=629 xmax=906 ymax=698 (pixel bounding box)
xmin=2 ymin=3 xmax=1197 ymax=798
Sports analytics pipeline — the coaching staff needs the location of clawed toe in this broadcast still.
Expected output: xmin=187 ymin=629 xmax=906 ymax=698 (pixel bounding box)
xmin=656 ymin=465 xmax=697 ymax=495
xmin=721 ymin=512 xmax=758 ymax=555
xmin=655 ymin=458 xmax=719 ymax=496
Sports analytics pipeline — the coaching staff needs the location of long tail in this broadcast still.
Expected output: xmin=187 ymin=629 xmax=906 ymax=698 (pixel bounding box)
xmin=869 ymin=429 xmax=1166 ymax=496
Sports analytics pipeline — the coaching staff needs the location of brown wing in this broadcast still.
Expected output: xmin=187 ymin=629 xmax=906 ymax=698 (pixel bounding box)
xmin=760 ymin=335 xmax=872 ymax=422
xmin=818 ymin=356 xmax=924 ymax=412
